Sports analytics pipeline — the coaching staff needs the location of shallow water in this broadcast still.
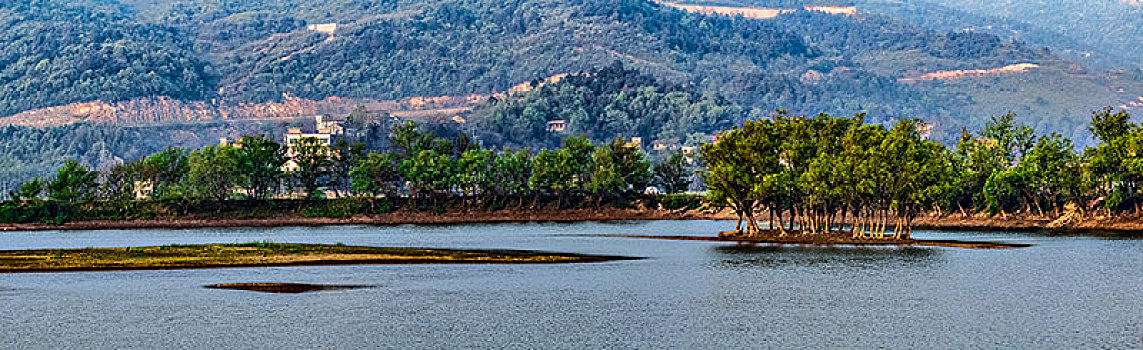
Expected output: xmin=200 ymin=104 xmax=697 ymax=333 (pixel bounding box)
xmin=1 ymin=221 xmax=1140 ymax=349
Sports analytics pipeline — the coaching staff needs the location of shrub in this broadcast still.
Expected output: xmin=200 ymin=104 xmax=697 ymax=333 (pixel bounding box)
xmin=0 ymin=201 xmax=72 ymax=224
xmin=657 ymin=194 xmax=704 ymax=211
xmin=301 ymin=199 xmax=365 ymax=218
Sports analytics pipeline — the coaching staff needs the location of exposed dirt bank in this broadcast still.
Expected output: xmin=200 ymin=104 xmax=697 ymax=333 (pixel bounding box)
xmin=6 ymin=208 xmax=1143 ymax=237
xmin=0 ymin=209 xmax=733 ymax=232
xmin=911 ymin=215 xmax=1143 ymax=236
xmin=612 ymin=235 xmax=1029 ymax=250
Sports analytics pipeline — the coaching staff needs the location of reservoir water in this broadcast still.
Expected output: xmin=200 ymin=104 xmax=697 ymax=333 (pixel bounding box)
xmin=1 ymin=221 xmax=1141 ymax=349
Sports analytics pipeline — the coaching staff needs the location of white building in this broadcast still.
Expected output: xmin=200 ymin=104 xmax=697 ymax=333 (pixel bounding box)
xmin=281 ymin=115 xmax=346 ymax=173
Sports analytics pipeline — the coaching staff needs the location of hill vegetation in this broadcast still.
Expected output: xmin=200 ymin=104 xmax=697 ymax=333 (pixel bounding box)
xmin=3 ymin=0 xmax=1143 ymax=187
xmin=5 ymin=0 xmax=1127 ymax=135
xmin=0 ymin=1 xmax=213 ymax=116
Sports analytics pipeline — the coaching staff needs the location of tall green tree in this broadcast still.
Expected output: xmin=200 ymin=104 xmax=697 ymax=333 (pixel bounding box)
xmin=141 ymin=148 xmax=189 ymax=200
xmin=653 ymin=152 xmax=692 ymax=194
xmin=400 ymin=150 xmax=455 ymax=207
xmin=237 ymin=135 xmax=286 ymax=200
xmin=492 ymin=150 xmax=533 ymax=208
xmin=48 ymin=160 xmax=99 ymax=203
xmin=9 ymin=178 xmax=45 ymax=202
xmin=587 ymin=146 xmax=623 ymax=208
xmin=530 ymin=149 xmax=572 ymax=208
xmin=331 ymin=138 xmax=367 ymax=197
xmin=609 ymin=139 xmax=652 ymax=195
xmin=350 ymin=152 xmax=401 ymax=198
xmin=457 ymin=148 xmax=494 ymax=200
xmin=186 ymin=145 xmax=243 ymax=210
xmin=391 ymin=121 xmax=435 ymax=159
xmin=291 ymin=137 xmax=332 ymax=199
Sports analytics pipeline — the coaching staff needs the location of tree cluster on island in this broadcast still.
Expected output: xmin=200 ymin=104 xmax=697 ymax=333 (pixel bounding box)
xmin=703 ymin=108 xmax=1142 ymax=240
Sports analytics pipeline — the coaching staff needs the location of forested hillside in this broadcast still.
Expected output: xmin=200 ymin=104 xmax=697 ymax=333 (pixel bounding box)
xmin=473 ymin=63 xmax=752 ymax=148
xmin=910 ymin=0 xmax=1143 ymax=63
xmin=680 ymin=0 xmax=1143 ymax=67
xmin=3 ymin=0 xmax=1143 ymax=186
xmin=3 ymin=0 xmax=1106 ymax=132
xmin=0 ymin=1 xmax=213 ymax=116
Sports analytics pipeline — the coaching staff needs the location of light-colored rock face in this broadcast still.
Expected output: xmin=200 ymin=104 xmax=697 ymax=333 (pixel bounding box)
xmin=0 ymin=93 xmax=490 ymax=128
xmin=0 ymin=73 xmax=581 ymax=129
xmin=898 ymin=63 xmax=1041 ymax=82
xmin=656 ymin=1 xmax=857 ymax=19
xmin=306 ymin=23 xmax=338 ymax=35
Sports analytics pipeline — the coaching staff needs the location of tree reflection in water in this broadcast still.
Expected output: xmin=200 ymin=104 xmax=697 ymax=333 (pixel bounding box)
xmin=710 ymin=244 xmax=941 ymax=270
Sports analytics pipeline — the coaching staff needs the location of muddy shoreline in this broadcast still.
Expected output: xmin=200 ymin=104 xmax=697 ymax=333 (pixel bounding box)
xmin=610 ymin=234 xmax=1030 ymax=250
xmin=0 ymin=209 xmax=731 ymax=232
xmin=5 ymin=209 xmax=1143 ymax=237
xmin=910 ymin=215 xmax=1143 ymax=236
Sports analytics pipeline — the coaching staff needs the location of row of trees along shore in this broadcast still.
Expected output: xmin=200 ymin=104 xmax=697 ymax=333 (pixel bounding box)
xmin=1 ymin=121 xmax=697 ymax=224
xmin=7 ymin=107 xmax=1143 ymax=234
xmin=702 ymin=108 xmax=1142 ymax=240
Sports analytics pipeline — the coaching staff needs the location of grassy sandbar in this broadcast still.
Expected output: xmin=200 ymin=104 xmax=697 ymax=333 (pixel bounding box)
xmin=0 ymin=242 xmax=637 ymax=273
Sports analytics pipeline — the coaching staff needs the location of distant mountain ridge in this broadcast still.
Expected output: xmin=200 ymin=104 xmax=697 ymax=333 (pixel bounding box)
xmin=1 ymin=0 xmax=1142 ymax=144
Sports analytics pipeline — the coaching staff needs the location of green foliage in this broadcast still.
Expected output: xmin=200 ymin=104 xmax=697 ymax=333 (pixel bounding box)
xmin=653 ymin=152 xmax=693 ymax=194
xmin=490 ymin=149 xmax=534 ymax=201
xmin=291 ymin=137 xmax=332 ymax=198
xmin=300 ymin=199 xmax=366 ymax=218
xmin=48 ymin=160 xmax=100 ymax=203
xmin=141 ymin=148 xmax=191 ymax=200
xmin=1090 ymin=107 xmax=1134 ymax=144
xmin=0 ymin=201 xmax=70 ymax=224
xmin=703 ymin=113 xmax=950 ymax=238
xmin=186 ymin=145 xmax=243 ymax=204
xmin=18 ymin=105 xmax=1143 ymax=226
xmin=475 ymin=63 xmax=747 ymax=147
xmin=530 ymin=137 xmax=596 ymax=198
xmin=9 ymin=178 xmax=46 ymax=202
xmin=0 ymin=0 xmax=1134 ymax=156
xmin=350 ymin=152 xmax=400 ymax=197
xmin=456 ymin=148 xmax=495 ymax=197
xmin=0 ymin=1 xmax=213 ymax=116
xmin=238 ymin=135 xmax=286 ymax=200
xmin=983 ymin=169 xmax=1025 ymax=215
xmin=587 ymin=146 xmax=623 ymax=199
xmin=400 ymin=150 xmax=455 ymax=202
xmin=980 ymin=113 xmax=1036 ymax=164
xmin=657 ymin=193 xmax=704 ymax=211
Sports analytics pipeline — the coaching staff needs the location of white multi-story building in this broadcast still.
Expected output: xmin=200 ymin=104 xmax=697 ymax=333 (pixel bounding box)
xmin=282 ymin=116 xmax=344 ymax=172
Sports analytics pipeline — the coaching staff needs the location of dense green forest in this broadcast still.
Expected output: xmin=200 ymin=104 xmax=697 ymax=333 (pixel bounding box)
xmin=0 ymin=1 xmax=213 ymax=116
xmin=684 ymin=0 xmax=1143 ymax=67
xmin=908 ymin=0 xmax=1143 ymax=63
xmin=473 ymin=63 xmax=752 ymax=147
xmin=2 ymin=0 xmax=1141 ymax=189
xmin=4 ymin=0 xmax=1131 ymax=142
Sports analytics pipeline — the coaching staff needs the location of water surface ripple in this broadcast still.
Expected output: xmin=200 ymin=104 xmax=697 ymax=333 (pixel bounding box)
xmin=1 ymin=221 xmax=1140 ymax=349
